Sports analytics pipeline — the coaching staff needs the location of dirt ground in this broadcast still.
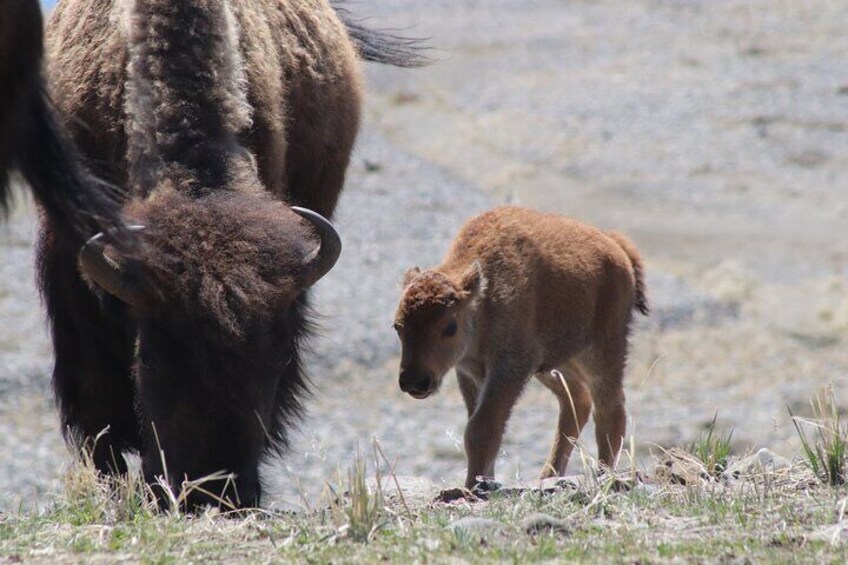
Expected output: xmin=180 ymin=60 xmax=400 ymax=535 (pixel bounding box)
xmin=0 ymin=0 xmax=846 ymax=510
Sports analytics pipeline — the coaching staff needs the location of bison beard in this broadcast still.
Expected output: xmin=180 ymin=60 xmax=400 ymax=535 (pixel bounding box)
xmin=39 ymin=0 xmax=421 ymax=510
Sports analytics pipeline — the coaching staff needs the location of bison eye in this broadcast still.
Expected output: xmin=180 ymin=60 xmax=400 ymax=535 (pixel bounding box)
xmin=443 ymin=320 xmax=458 ymax=338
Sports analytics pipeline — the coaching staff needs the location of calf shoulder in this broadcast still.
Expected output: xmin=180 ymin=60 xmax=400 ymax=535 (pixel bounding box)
xmin=463 ymin=295 xmax=547 ymax=386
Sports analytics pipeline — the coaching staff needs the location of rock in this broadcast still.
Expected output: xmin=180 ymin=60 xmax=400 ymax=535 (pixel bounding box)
xmin=433 ymin=479 xmax=504 ymax=503
xmin=434 ymin=487 xmax=475 ymax=504
xmin=808 ymin=524 xmax=848 ymax=545
xmin=654 ymin=447 xmax=707 ymax=485
xmin=447 ymin=517 xmax=506 ymax=543
xmin=522 ymin=513 xmax=571 ymax=536
xmin=755 ymin=448 xmax=792 ymax=470
xmin=723 ymin=448 xmax=792 ymax=479
xmin=552 ymin=476 xmax=582 ymax=491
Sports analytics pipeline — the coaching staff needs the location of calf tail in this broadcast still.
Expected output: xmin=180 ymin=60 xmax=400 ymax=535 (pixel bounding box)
xmin=607 ymin=232 xmax=649 ymax=316
xmin=332 ymin=1 xmax=430 ymax=68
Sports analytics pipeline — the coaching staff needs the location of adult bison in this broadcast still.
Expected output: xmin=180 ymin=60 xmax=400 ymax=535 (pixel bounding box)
xmin=1 ymin=0 xmax=125 ymax=240
xmin=42 ymin=0 xmax=421 ymax=509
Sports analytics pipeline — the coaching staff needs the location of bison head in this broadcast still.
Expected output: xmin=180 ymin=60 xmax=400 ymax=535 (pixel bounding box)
xmin=393 ymin=262 xmax=486 ymax=399
xmin=77 ymin=190 xmax=340 ymax=509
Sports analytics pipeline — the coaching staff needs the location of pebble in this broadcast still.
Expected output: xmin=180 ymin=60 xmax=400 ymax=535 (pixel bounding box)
xmin=522 ymin=513 xmax=571 ymax=536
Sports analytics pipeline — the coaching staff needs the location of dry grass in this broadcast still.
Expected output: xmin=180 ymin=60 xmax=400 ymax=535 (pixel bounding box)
xmin=2 ymin=430 xmax=848 ymax=563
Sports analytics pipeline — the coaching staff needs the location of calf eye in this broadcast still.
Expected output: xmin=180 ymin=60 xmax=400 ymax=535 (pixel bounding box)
xmin=443 ymin=320 xmax=458 ymax=338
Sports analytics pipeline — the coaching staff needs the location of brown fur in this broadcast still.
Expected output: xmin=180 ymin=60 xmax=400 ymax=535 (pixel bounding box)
xmin=394 ymin=205 xmax=648 ymax=488
xmin=46 ymin=0 xmax=363 ymax=217
xmin=37 ymin=0 xmax=405 ymax=509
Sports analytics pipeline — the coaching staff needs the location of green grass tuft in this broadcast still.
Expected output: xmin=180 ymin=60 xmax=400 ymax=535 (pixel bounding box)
xmin=790 ymin=384 xmax=848 ymax=486
xmin=324 ymin=446 xmax=387 ymax=543
xmin=688 ymin=412 xmax=734 ymax=477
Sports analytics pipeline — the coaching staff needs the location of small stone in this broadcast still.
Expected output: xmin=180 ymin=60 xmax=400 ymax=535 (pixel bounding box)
xmin=434 ymin=487 xmax=476 ymax=504
xmin=522 ymin=513 xmax=571 ymax=536
xmin=554 ymin=476 xmax=582 ymax=490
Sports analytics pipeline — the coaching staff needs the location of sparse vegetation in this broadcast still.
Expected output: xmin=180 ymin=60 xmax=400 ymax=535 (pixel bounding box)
xmin=3 ymin=430 xmax=848 ymax=562
xmin=325 ymin=447 xmax=388 ymax=542
xmin=791 ymin=385 xmax=848 ymax=486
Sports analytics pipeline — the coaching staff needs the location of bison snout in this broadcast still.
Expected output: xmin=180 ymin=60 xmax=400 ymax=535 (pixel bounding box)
xmin=399 ymin=370 xmax=435 ymax=399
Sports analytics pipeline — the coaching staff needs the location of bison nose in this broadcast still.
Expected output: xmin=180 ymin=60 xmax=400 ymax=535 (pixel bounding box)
xmin=399 ymin=370 xmax=434 ymax=397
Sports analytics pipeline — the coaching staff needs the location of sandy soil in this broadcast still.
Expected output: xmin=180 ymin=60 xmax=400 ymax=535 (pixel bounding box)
xmin=0 ymin=0 xmax=846 ymax=510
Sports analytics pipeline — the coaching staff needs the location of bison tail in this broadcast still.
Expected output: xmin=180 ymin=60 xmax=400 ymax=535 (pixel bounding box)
xmin=332 ymin=2 xmax=431 ymax=68
xmin=17 ymin=91 xmax=127 ymax=245
xmin=607 ymin=232 xmax=649 ymax=316
xmin=0 ymin=0 xmax=127 ymax=245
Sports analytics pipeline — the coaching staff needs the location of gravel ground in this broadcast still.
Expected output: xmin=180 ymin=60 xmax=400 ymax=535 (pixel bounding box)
xmin=1 ymin=0 xmax=846 ymax=510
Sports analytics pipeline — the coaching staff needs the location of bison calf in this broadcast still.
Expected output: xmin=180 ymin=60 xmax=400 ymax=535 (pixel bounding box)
xmin=393 ymin=205 xmax=648 ymax=489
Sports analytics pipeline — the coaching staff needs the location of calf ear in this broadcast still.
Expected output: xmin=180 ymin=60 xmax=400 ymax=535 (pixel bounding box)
xmin=460 ymin=261 xmax=487 ymax=299
xmin=402 ymin=266 xmax=421 ymax=287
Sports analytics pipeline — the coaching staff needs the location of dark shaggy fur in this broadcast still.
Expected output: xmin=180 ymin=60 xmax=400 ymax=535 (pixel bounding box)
xmin=41 ymin=0 xmax=416 ymax=510
xmin=124 ymin=192 xmax=316 ymax=340
xmin=0 ymin=0 xmax=125 ymax=243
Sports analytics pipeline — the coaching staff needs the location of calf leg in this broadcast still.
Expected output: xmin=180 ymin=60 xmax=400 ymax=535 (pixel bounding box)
xmin=593 ymin=387 xmax=626 ymax=469
xmin=463 ymin=362 xmax=530 ymax=489
xmin=456 ymin=369 xmax=480 ymax=418
xmin=38 ymin=229 xmax=139 ymax=474
xmin=581 ymin=340 xmax=628 ymax=470
xmin=537 ymin=366 xmax=592 ymax=478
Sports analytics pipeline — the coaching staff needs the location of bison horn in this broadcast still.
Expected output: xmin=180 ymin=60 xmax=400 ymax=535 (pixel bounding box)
xmin=292 ymin=206 xmax=342 ymax=288
xmin=78 ymin=225 xmax=146 ymax=306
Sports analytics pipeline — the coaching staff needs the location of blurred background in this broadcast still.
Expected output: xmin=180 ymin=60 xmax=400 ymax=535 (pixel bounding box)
xmin=1 ymin=0 xmax=845 ymax=509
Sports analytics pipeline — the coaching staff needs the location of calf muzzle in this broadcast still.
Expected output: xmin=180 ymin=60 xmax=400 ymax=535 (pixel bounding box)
xmin=399 ymin=369 xmax=435 ymax=398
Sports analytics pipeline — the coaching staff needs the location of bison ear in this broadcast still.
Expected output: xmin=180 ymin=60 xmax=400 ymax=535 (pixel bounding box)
xmin=460 ymin=261 xmax=487 ymax=299
xmin=402 ymin=266 xmax=421 ymax=287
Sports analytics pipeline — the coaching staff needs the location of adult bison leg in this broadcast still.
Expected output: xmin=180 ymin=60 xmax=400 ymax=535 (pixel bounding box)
xmin=463 ymin=356 xmax=532 ymax=489
xmin=38 ymin=226 xmax=139 ymax=474
xmin=536 ymin=364 xmax=592 ymax=479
